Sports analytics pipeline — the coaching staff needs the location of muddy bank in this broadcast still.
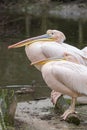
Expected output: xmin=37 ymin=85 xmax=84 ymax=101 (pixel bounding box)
xmin=15 ymin=97 xmax=87 ymax=130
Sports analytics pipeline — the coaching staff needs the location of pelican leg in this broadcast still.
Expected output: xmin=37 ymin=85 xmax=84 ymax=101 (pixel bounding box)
xmin=51 ymin=90 xmax=62 ymax=104
xmin=61 ymin=97 xmax=76 ymax=120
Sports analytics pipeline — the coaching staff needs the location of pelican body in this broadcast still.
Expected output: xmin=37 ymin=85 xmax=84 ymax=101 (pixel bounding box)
xmin=32 ymin=58 xmax=87 ymax=119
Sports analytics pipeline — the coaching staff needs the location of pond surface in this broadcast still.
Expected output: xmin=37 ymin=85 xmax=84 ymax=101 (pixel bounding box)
xmin=0 ymin=9 xmax=87 ymax=129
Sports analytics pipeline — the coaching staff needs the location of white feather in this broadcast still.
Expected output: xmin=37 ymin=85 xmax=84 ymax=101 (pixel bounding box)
xmin=41 ymin=61 xmax=87 ymax=96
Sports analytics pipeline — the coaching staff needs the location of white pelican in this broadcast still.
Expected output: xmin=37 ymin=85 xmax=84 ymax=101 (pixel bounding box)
xmin=8 ymin=29 xmax=87 ymax=69
xmin=31 ymin=58 xmax=87 ymax=120
xmin=8 ymin=29 xmax=87 ymax=103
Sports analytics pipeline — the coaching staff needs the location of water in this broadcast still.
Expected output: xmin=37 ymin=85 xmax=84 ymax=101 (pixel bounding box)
xmin=0 ymin=7 xmax=87 ymax=129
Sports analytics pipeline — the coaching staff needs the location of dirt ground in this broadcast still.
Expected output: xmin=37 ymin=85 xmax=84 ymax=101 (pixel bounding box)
xmin=15 ymin=97 xmax=87 ymax=130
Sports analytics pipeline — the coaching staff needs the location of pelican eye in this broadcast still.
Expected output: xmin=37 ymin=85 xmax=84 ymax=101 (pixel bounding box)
xmin=51 ymin=32 xmax=54 ymax=35
xmin=50 ymin=32 xmax=56 ymax=38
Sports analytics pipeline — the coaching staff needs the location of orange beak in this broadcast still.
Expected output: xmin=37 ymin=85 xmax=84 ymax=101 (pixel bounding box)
xmin=8 ymin=34 xmax=53 ymax=49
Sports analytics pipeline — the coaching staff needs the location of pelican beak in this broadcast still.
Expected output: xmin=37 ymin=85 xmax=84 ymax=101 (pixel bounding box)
xmin=31 ymin=58 xmax=66 ymax=66
xmin=8 ymin=34 xmax=53 ymax=49
xmin=31 ymin=59 xmax=48 ymax=66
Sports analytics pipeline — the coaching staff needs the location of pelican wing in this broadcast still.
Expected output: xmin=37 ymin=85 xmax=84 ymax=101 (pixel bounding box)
xmin=63 ymin=43 xmax=87 ymax=59
xmin=51 ymin=61 xmax=87 ymax=95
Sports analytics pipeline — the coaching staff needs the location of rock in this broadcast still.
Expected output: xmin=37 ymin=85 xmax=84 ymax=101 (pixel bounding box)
xmin=15 ymin=97 xmax=87 ymax=130
xmin=54 ymin=95 xmax=80 ymax=125
xmin=65 ymin=114 xmax=80 ymax=125
xmin=16 ymin=87 xmax=35 ymax=94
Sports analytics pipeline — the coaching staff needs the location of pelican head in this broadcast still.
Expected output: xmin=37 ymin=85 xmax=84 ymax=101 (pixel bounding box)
xmin=8 ymin=29 xmax=66 ymax=49
xmin=47 ymin=29 xmax=66 ymax=43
